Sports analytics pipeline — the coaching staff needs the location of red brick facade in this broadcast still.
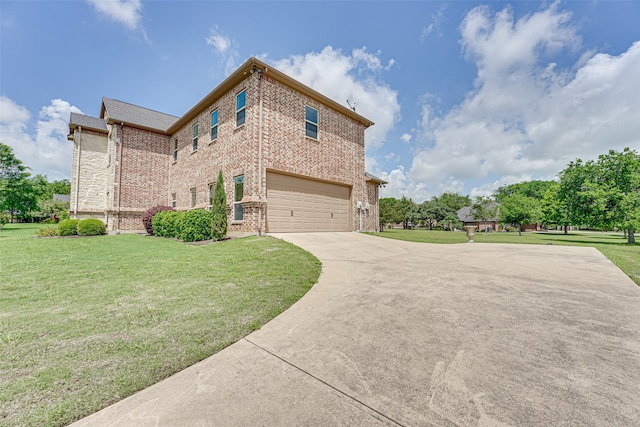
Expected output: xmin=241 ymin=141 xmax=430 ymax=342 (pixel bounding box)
xmin=71 ymin=58 xmax=384 ymax=235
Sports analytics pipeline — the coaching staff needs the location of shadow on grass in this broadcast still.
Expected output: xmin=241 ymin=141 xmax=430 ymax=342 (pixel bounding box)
xmin=546 ymin=238 xmax=639 ymax=246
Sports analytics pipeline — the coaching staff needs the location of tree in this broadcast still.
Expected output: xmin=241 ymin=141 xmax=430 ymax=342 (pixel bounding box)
xmin=417 ymin=200 xmax=455 ymax=230
xmin=500 ymin=194 xmax=540 ymax=236
xmin=432 ymin=192 xmax=471 ymax=212
xmin=470 ymin=196 xmax=499 ymax=234
xmin=211 ymin=170 xmax=227 ymax=241
xmin=0 ymin=143 xmax=38 ymax=222
xmin=558 ymin=148 xmax=639 ymax=243
xmin=440 ymin=212 xmax=463 ymax=231
xmin=495 ymin=180 xmax=556 ymax=202
xmin=397 ymin=196 xmax=417 ymax=229
xmin=379 ymin=197 xmax=402 ymax=231
xmin=540 ymin=183 xmax=571 ymax=234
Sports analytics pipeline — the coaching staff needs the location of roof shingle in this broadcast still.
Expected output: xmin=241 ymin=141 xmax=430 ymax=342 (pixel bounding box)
xmin=69 ymin=112 xmax=108 ymax=132
xmin=101 ymin=98 xmax=179 ymax=132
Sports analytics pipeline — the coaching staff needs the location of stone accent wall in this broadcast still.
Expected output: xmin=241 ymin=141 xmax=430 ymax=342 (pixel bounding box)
xmin=365 ymin=181 xmax=381 ymax=232
xmin=70 ymin=129 xmax=108 ymax=220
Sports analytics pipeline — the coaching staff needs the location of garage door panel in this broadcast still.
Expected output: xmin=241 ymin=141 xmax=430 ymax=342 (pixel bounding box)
xmin=266 ymin=172 xmax=351 ymax=232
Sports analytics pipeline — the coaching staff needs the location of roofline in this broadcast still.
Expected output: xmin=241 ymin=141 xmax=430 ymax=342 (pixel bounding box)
xmin=166 ymin=57 xmax=375 ymax=135
xmin=100 ymin=97 xmax=179 ymax=134
xmin=68 ymin=122 xmax=108 ymax=134
xmin=365 ymin=172 xmax=388 ymax=185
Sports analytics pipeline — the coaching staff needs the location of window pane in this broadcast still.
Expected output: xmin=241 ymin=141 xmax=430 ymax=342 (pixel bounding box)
xmin=211 ymin=126 xmax=218 ymax=140
xmin=234 ymin=203 xmax=243 ymax=221
xmin=192 ymin=138 xmax=198 ymax=150
xmin=305 ymin=106 xmax=318 ymax=124
xmin=193 ymin=123 xmax=198 ymax=137
xmin=234 ymin=176 xmax=244 ymax=202
xmin=236 ymin=109 xmax=245 ymax=127
xmin=306 ymin=122 xmax=318 ymax=139
xmin=211 ymin=110 xmax=218 ymax=126
xmin=236 ymin=90 xmax=246 ymax=110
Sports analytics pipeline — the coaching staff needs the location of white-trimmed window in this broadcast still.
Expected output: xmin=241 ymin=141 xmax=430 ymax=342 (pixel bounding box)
xmin=305 ymin=106 xmax=318 ymax=139
xmin=173 ymin=138 xmax=178 ymax=161
xmin=192 ymin=123 xmax=199 ymax=151
xmin=236 ymin=90 xmax=246 ymax=127
xmin=234 ymin=176 xmax=244 ymax=221
xmin=190 ymin=188 xmax=196 ymax=209
xmin=171 ymin=193 xmax=176 ymax=208
xmin=210 ymin=110 xmax=219 ymax=140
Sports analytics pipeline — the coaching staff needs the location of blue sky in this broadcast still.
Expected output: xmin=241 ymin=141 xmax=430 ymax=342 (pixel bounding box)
xmin=1 ymin=0 xmax=639 ymax=201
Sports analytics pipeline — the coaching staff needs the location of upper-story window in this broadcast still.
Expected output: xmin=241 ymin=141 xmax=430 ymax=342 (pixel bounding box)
xmin=305 ymin=106 xmax=318 ymax=139
xmin=236 ymin=90 xmax=246 ymax=127
xmin=211 ymin=110 xmax=219 ymax=140
xmin=173 ymin=138 xmax=178 ymax=161
xmin=192 ymin=123 xmax=199 ymax=151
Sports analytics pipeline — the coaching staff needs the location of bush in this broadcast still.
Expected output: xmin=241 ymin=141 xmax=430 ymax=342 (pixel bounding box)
xmin=77 ymin=218 xmax=106 ymax=236
xmin=58 ymin=219 xmax=79 ymax=236
xmin=142 ymin=205 xmax=174 ymax=235
xmin=36 ymin=227 xmax=59 ymax=237
xmin=153 ymin=210 xmax=183 ymax=238
xmin=178 ymin=209 xmax=213 ymax=242
xmin=41 ymin=218 xmax=57 ymax=224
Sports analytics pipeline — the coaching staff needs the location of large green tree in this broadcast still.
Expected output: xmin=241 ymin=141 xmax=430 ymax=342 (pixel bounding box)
xmin=540 ymin=182 xmax=571 ymax=234
xmin=470 ymin=196 xmax=499 ymax=234
xmin=432 ymin=192 xmax=471 ymax=212
xmin=558 ymin=148 xmax=639 ymax=243
xmin=397 ymin=196 xmax=418 ymax=229
xmin=379 ymin=197 xmax=402 ymax=230
xmin=417 ymin=200 xmax=455 ymax=230
xmin=500 ymin=193 xmax=541 ymax=236
xmin=495 ymin=180 xmax=556 ymax=202
xmin=0 ymin=143 xmax=38 ymax=222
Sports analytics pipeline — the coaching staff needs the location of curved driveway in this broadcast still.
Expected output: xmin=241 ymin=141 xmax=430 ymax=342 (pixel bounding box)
xmin=74 ymin=232 xmax=640 ymax=426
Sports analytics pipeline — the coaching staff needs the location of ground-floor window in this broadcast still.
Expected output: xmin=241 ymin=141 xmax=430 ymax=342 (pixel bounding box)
xmin=234 ymin=176 xmax=244 ymax=221
xmin=190 ymin=188 xmax=196 ymax=209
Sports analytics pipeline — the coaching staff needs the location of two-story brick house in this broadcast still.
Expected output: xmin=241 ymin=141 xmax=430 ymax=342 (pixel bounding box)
xmin=68 ymin=57 xmax=386 ymax=235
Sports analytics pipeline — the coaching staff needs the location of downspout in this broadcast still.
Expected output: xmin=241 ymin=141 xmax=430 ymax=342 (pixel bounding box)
xmin=74 ymin=126 xmax=82 ymax=218
xmin=257 ymin=67 xmax=265 ymax=236
xmin=117 ymin=123 xmax=124 ymax=234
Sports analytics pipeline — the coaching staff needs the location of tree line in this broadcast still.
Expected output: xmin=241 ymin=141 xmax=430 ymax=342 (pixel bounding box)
xmin=0 ymin=143 xmax=71 ymax=224
xmin=379 ymin=148 xmax=639 ymax=243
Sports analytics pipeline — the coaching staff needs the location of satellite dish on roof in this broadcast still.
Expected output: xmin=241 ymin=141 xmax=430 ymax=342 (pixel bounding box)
xmin=346 ymin=99 xmax=358 ymax=112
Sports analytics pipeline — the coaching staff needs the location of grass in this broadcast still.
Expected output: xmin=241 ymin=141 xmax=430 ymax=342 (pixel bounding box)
xmin=371 ymin=228 xmax=640 ymax=285
xmin=0 ymin=223 xmax=321 ymax=427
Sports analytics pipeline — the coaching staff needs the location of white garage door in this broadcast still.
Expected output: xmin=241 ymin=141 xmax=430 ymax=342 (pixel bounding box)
xmin=266 ymin=172 xmax=351 ymax=232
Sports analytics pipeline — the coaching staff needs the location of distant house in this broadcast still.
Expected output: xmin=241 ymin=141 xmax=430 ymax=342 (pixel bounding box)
xmin=457 ymin=204 xmax=501 ymax=232
xmin=53 ymin=194 xmax=70 ymax=203
xmin=67 ymin=57 xmax=386 ymax=235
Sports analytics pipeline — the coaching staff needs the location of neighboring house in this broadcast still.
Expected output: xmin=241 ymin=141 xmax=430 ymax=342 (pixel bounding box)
xmin=53 ymin=194 xmax=70 ymax=203
xmin=457 ymin=205 xmax=501 ymax=232
xmin=67 ymin=57 xmax=386 ymax=235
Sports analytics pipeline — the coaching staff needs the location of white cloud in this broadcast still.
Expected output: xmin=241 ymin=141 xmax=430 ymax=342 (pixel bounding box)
xmin=206 ymin=27 xmax=239 ymax=75
xmin=392 ymin=3 xmax=640 ymax=200
xmin=0 ymin=97 xmax=81 ymax=180
xmin=86 ymin=0 xmax=143 ymax=30
xmin=421 ymin=4 xmax=447 ymax=41
xmin=274 ymin=46 xmax=400 ymax=150
xmin=400 ymin=133 xmax=412 ymax=143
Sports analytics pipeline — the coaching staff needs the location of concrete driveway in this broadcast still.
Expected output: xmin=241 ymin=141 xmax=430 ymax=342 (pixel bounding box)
xmin=73 ymin=232 xmax=640 ymax=426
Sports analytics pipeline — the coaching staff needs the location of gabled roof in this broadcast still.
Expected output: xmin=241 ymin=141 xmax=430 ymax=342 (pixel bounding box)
xmin=69 ymin=112 xmax=108 ymax=133
xmin=166 ymin=57 xmax=375 ymax=135
xmin=100 ymin=97 xmax=179 ymax=132
xmin=365 ymin=172 xmax=388 ymax=185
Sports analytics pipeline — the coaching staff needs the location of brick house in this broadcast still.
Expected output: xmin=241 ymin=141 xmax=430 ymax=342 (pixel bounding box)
xmin=67 ymin=57 xmax=386 ymax=236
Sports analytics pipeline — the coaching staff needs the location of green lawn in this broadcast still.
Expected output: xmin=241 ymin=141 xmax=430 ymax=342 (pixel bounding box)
xmin=0 ymin=224 xmax=321 ymax=427
xmin=372 ymin=228 xmax=640 ymax=285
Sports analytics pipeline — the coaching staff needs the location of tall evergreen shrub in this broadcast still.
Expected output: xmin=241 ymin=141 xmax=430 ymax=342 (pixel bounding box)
xmin=211 ymin=170 xmax=227 ymax=241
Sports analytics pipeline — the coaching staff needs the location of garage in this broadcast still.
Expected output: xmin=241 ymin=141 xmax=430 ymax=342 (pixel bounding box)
xmin=266 ymin=172 xmax=351 ymax=232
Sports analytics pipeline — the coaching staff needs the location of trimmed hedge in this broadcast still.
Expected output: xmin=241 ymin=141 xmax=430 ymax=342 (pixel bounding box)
xmin=58 ymin=219 xmax=79 ymax=236
xmin=142 ymin=205 xmax=174 ymax=235
xmin=152 ymin=210 xmax=182 ymax=238
xmin=36 ymin=227 xmax=59 ymax=237
xmin=178 ymin=209 xmax=213 ymax=242
xmin=152 ymin=209 xmax=213 ymax=242
xmin=78 ymin=219 xmax=106 ymax=236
